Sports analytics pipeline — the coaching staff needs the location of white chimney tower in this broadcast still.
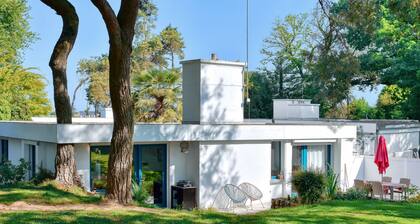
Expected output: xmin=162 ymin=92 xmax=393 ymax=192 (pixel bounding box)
xmin=181 ymin=55 xmax=245 ymax=124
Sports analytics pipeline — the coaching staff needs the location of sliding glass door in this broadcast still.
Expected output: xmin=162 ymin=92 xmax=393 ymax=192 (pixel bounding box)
xmin=90 ymin=144 xmax=167 ymax=207
xmin=134 ymin=144 xmax=167 ymax=207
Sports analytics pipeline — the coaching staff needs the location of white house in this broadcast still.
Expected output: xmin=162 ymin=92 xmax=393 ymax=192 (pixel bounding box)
xmin=0 ymin=57 xmax=418 ymax=208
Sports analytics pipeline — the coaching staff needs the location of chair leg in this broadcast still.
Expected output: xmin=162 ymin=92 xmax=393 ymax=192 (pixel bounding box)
xmin=259 ymin=200 xmax=265 ymax=208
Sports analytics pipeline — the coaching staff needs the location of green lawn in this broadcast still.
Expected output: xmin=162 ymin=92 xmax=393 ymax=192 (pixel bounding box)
xmin=0 ymin=182 xmax=101 ymax=205
xmin=0 ymin=184 xmax=419 ymax=224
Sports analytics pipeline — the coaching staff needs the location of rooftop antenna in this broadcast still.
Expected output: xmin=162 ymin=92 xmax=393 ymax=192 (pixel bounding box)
xmin=246 ymin=0 xmax=251 ymax=119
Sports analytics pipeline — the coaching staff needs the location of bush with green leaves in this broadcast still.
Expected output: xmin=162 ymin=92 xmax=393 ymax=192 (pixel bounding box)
xmin=291 ymin=170 xmax=325 ymax=204
xmin=32 ymin=166 xmax=55 ymax=185
xmin=325 ymin=167 xmax=339 ymax=199
xmin=335 ymin=187 xmax=369 ymax=200
xmin=0 ymin=159 xmax=30 ymax=185
xmin=132 ymin=178 xmax=151 ymax=205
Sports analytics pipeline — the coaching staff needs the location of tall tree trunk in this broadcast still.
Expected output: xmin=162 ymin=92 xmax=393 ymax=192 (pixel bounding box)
xmin=91 ymin=0 xmax=139 ymax=204
xmin=41 ymin=0 xmax=80 ymax=187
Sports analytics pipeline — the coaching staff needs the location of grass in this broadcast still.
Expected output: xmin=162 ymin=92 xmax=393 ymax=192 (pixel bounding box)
xmin=0 ymin=184 xmax=419 ymax=223
xmin=0 ymin=181 xmax=101 ymax=205
xmin=0 ymin=200 xmax=419 ymax=224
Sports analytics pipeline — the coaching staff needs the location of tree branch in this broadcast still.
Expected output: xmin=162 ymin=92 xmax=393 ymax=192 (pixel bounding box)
xmin=90 ymin=0 xmax=122 ymax=47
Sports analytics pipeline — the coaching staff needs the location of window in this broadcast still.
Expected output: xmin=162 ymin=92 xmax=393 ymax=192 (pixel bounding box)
xmin=24 ymin=144 xmax=36 ymax=180
xmin=326 ymin=144 xmax=332 ymax=169
xmin=271 ymin=142 xmax=282 ymax=180
xmin=0 ymin=140 xmax=8 ymax=163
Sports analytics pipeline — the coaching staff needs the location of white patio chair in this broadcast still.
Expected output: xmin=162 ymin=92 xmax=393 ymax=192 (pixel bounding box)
xmin=223 ymin=184 xmax=248 ymax=211
xmin=211 ymin=188 xmax=231 ymax=211
xmin=238 ymin=182 xmax=264 ymax=209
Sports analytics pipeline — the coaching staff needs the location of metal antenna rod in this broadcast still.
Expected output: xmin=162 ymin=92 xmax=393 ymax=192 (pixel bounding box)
xmin=246 ymin=0 xmax=251 ymax=119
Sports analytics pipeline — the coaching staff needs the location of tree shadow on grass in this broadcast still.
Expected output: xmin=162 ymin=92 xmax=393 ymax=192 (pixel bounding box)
xmin=0 ymin=183 xmax=101 ymax=205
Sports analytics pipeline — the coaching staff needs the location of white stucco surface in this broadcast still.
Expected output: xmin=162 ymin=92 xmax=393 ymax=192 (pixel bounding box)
xmin=198 ymin=141 xmax=271 ymax=208
xmin=364 ymin=156 xmax=420 ymax=187
xmin=75 ymin=144 xmax=90 ymax=190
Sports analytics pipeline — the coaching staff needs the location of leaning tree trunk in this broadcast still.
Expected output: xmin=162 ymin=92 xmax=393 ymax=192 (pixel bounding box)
xmin=91 ymin=0 xmax=140 ymax=204
xmin=41 ymin=0 xmax=80 ymax=187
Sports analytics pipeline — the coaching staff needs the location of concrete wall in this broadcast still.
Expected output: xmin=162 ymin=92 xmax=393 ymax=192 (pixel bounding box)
xmin=168 ymin=142 xmax=199 ymax=206
xmin=182 ymin=61 xmax=201 ymax=124
xmin=75 ymin=144 xmax=90 ymax=190
xmin=364 ymin=156 xmax=420 ymax=187
xmin=273 ymin=99 xmax=320 ymax=120
xmin=336 ymin=138 xmax=360 ymax=190
xmin=181 ymin=59 xmax=245 ymax=124
xmin=381 ymin=131 xmax=419 ymax=156
xmin=37 ymin=142 xmax=56 ymax=171
xmin=198 ymin=141 xmax=271 ymax=208
xmin=8 ymin=138 xmax=24 ymax=165
xmin=58 ymin=124 xmax=357 ymax=144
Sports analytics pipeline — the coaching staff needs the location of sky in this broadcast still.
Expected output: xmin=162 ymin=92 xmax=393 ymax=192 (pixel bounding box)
xmin=23 ymin=0 xmax=381 ymax=111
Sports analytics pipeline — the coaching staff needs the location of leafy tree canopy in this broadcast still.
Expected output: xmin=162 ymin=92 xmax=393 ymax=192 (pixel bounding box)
xmin=0 ymin=65 xmax=51 ymax=120
xmin=0 ymin=0 xmax=36 ymax=64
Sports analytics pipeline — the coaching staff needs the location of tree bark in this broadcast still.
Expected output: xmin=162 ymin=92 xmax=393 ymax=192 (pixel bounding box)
xmin=91 ymin=0 xmax=140 ymax=204
xmin=41 ymin=0 xmax=80 ymax=187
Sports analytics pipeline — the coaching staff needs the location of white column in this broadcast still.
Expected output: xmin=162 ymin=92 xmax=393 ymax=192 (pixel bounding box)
xmin=338 ymin=138 xmax=355 ymax=191
xmin=282 ymin=141 xmax=293 ymax=196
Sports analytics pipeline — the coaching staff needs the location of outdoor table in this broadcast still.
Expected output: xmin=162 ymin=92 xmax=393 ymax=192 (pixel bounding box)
xmin=381 ymin=182 xmax=407 ymax=200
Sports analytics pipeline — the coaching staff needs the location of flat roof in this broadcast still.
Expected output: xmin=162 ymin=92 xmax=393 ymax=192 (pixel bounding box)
xmin=180 ymin=59 xmax=246 ymax=67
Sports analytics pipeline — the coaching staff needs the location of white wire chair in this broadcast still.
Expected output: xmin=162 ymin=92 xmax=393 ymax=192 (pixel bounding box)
xmin=238 ymin=182 xmax=264 ymax=209
xmin=223 ymin=184 xmax=248 ymax=211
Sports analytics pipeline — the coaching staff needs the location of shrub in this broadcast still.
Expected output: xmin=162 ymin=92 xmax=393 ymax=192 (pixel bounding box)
xmin=292 ymin=170 xmax=325 ymax=204
xmin=132 ymin=178 xmax=150 ymax=205
xmin=32 ymin=166 xmax=55 ymax=185
xmin=407 ymin=185 xmax=420 ymax=202
xmin=0 ymin=159 xmax=30 ymax=185
xmin=325 ymin=167 xmax=339 ymax=199
xmin=335 ymin=187 xmax=369 ymax=200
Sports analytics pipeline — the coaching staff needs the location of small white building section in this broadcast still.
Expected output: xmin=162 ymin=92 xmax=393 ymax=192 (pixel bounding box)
xmin=181 ymin=59 xmax=245 ymax=124
xmin=273 ymin=99 xmax=320 ymax=120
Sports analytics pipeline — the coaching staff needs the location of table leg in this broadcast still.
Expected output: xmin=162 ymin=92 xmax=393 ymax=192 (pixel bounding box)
xmin=390 ymin=186 xmax=394 ymax=200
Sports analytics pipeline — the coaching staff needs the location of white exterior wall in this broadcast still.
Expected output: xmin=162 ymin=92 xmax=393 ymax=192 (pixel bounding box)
xmin=336 ymin=138 xmax=359 ymax=190
xmin=198 ymin=141 xmax=271 ymax=208
xmin=168 ymin=142 xmax=199 ymax=206
xmin=7 ymin=138 xmax=24 ymax=165
xmin=75 ymin=144 xmax=90 ymax=190
xmin=381 ymin=131 xmax=419 ymax=156
xmin=364 ymin=156 xmax=420 ymax=187
xmin=181 ymin=59 xmax=245 ymax=124
xmin=37 ymin=142 xmax=56 ymax=171
xmin=273 ymin=99 xmax=319 ymax=120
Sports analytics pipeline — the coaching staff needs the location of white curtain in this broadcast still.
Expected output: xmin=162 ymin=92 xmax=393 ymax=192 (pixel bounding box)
xmin=307 ymin=145 xmax=325 ymax=172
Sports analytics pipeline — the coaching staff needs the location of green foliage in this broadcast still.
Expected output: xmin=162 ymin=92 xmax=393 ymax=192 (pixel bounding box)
xmin=291 ymin=170 xmax=325 ymax=204
xmin=32 ymin=166 xmax=55 ymax=185
xmin=0 ymin=200 xmax=419 ymax=223
xmin=406 ymin=185 xmax=420 ymax=202
xmin=132 ymin=178 xmax=150 ymax=205
xmin=335 ymin=187 xmax=369 ymax=200
xmin=132 ymin=69 xmax=182 ymax=122
xmin=325 ymin=167 xmax=339 ymax=199
xmin=376 ymin=85 xmax=410 ymax=119
xmin=160 ymin=25 xmax=185 ymax=68
xmin=326 ymin=98 xmax=377 ymax=119
xmin=0 ymin=65 xmax=51 ymax=120
xmin=0 ymin=181 xmax=101 ymax=205
xmin=334 ymin=0 xmax=420 ymax=119
xmin=0 ymin=0 xmax=36 ymax=64
xmin=261 ymin=14 xmax=313 ymax=99
xmin=0 ymin=159 xmax=30 ymax=185
xmin=77 ymin=55 xmax=110 ymax=114
xmin=244 ymin=71 xmax=273 ymax=118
